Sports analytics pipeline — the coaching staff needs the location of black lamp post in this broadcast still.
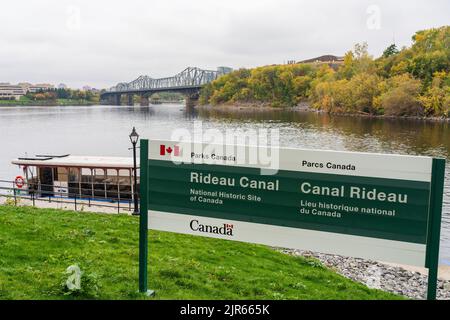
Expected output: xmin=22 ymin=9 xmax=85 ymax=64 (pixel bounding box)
xmin=129 ymin=127 xmax=140 ymax=215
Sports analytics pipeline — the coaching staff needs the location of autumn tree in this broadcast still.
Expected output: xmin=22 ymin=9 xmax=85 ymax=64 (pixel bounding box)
xmin=381 ymin=74 xmax=423 ymax=116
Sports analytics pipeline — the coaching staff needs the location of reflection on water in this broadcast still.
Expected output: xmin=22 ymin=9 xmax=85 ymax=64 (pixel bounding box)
xmin=0 ymin=104 xmax=449 ymax=263
xmin=195 ymin=107 xmax=449 ymax=155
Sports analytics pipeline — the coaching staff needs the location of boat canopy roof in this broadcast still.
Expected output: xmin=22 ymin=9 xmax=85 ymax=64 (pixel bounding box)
xmin=12 ymin=155 xmax=138 ymax=169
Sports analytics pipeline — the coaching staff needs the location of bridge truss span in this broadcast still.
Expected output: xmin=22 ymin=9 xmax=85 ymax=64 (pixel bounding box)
xmin=101 ymin=66 xmax=232 ymax=106
xmin=107 ymin=67 xmax=225 ymax=93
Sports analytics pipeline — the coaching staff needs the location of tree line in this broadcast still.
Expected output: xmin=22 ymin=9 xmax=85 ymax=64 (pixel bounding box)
xmin=199 ymin=26 xmax=449 ymax=118
xmin=26 ymin=88 xmax=98 ymax=102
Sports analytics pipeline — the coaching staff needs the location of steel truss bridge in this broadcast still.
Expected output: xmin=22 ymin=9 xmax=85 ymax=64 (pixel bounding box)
xmin=100 ymin=67 xmax=231 ymax=105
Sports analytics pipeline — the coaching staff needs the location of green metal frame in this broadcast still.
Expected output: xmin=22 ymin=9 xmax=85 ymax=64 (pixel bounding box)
xmin=425 ymin=158 xmax=445 ymax=300
xmin=138 ymin=139 xmax=154 ymax=296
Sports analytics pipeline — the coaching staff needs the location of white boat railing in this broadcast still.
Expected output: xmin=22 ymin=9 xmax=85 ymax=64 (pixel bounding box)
xmin=0 ymin=179 xmax=137 ymax=214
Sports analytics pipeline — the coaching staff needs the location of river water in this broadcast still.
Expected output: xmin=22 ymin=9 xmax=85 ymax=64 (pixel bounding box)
xmin=0 ymin=104 xmax=449 ymax=264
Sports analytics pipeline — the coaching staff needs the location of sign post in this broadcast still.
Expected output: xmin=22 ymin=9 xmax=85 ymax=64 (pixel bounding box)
xmin=138 ymin=139 xmax=154 ymax=296
xmin=425 ymin=158 xmax=445 ymax=300
xmin=138 ymin=139 xmax=445 ymax=300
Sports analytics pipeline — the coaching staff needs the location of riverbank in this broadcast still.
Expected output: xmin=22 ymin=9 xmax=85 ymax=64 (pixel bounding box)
xmin=196 ymin=103 xmax=450 ymax=122
xmin=0 ymin=99 xmax=97 ymax=107
xmin=195 ymin=102 xmax=311 ymax=113
xmin=199 ymin=27 xmax=449 ymax=120
xmin=0 ymin=205 xmax=400 ymax=300
xmin=281 ymin=249 xmax=450 ymax=300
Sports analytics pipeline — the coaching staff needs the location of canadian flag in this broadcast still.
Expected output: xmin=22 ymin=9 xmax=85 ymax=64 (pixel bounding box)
xmin=160 ymin=144 xmax=180 ymax=156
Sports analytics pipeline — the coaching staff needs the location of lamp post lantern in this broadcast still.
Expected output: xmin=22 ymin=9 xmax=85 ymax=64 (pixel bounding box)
xmin=129 ymin=127 xmax=140 ymax=215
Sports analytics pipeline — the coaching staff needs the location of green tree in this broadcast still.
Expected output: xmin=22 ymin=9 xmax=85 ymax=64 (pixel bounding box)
xmin=382 ymin=44 xmax=399 ymax=58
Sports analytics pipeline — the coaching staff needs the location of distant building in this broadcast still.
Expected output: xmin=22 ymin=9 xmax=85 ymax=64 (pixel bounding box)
xmin=0 ymin=82 xmax=57 ymax=99
xmin=82 ymin=86 xmax=99 ymax=92
xmin=298 ymin=55 xmax=344 ymax=70
xmin=28 ymin=83 xmax=55 ymax=93
xmin=58 ymin=83 xmax=68 ymax=89
xmin=217 ymin=66 xmax=233 ymax=75
xmin=298 ymin=55 xmax=344 ymax=63
xmin=0 ymin=84 xmax=26 ymax=100
xmin=18 ymin=82 xmax=32 ymax=90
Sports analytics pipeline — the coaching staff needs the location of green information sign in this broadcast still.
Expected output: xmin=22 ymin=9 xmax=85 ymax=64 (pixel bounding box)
xmin=138 ymin=139 xmax=445 ymax=300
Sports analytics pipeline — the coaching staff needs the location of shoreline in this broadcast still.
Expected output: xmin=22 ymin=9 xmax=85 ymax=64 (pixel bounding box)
xmin=195 ymin=103 xmax=450 ymax=122
xmin=281 ymin=249 xmax=450 ymax=300
xmin=0 ymin=101 xmax=97 ymax=107
xmin=0 ymin=101 xmax=184 ymax=107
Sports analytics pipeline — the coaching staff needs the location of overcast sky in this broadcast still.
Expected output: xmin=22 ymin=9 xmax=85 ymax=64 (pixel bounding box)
xmin=0 ymin=0 xmax=448 ymax=89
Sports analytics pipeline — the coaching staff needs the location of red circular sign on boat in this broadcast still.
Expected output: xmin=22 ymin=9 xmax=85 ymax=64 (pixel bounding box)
xmin=15 ymin=176 xmax=25 ymax=188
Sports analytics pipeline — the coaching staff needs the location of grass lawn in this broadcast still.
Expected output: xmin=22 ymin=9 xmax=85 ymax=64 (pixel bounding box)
xmin=0 ymin=205 xmax=402 ymax=300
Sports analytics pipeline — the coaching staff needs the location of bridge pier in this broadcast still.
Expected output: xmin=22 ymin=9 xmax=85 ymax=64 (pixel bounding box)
xmin=113 ymin=94 xmax=121 ymax=105
xmin=127 ymin=94 xmax=134 ymax=106
xmin=185 ymin=92 xmax=199 ymax=108
xmin=104 ymin=95 xmax=114 ymax=105
xmin=140 ymin=95 xmax=149 ymax=106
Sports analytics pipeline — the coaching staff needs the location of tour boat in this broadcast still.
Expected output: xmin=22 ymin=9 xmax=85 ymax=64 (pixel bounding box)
xmin=11 ymin=154 xmax=139 ymax=202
